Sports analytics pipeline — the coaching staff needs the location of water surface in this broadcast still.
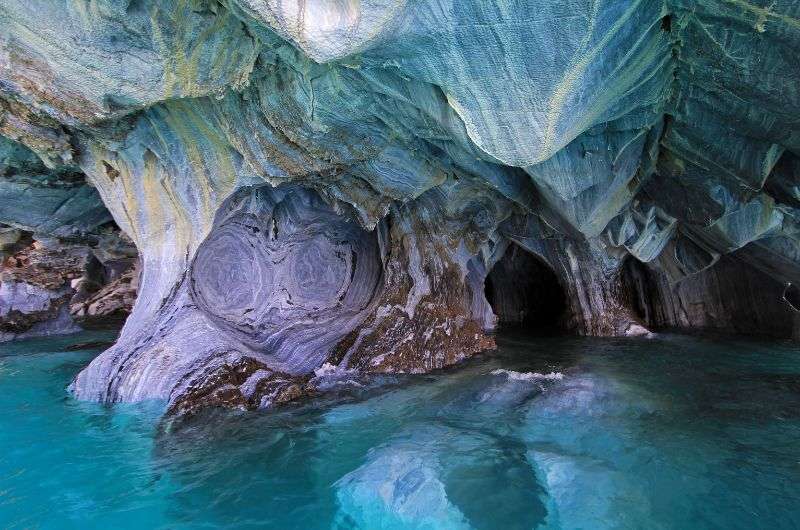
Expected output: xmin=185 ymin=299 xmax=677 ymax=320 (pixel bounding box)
xmin=2 ymin=331 xmax=799 ymax=529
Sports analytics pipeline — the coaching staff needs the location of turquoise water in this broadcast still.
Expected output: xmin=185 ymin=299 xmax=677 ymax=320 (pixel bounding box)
xmin=2 ymin=331 xmax=800 ymax=529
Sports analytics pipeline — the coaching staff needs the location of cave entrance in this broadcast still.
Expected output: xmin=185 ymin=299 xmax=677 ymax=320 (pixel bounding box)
xmin=484 ymin=244 xmax=567 ymax=334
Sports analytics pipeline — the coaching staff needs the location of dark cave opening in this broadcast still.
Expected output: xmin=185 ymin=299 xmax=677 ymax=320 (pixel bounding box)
xmin=484 ymin=243 xmax=567 ymax=333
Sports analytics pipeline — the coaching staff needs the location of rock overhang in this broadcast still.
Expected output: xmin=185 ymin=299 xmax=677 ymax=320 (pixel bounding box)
xmin=0 ymin=0 xmax=798 ymax=411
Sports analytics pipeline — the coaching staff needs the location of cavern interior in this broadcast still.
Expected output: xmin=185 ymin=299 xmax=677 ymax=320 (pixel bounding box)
xmin=484 ymin=244 xmax=568 ymax=332
xmin=2 ymin=0 xmax=800 ymax=527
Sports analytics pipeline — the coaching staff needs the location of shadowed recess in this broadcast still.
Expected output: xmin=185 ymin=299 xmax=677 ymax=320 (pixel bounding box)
xmin=485 ymin=244 xmax=567 ymax=333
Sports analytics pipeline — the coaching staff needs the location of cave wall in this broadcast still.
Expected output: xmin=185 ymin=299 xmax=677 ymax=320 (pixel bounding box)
xmin=621 ymin=252 xmax=800 ymax=339
xmin=0 ymin=229 xmax=139 ymax=341
xmin=70 ymin=182 xmax=501 ymax=410
xmin=0 ymin=0 xmax=798 ymax=411
xmin=0 ymin=137 xmax=139 ymax=340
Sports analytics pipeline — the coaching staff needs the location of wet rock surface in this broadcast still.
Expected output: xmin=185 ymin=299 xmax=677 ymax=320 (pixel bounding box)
xmin=166 ymin=355 xmax=309 ymax=418
xmin=1 ymin=0 xmax=799 ymax=412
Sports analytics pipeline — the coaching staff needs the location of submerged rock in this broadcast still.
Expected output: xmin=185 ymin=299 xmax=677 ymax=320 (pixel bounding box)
xmin=0 ymin=0 xmax=798 ymax=411
xmin=335 ymin=435 xmax=472 ymax=530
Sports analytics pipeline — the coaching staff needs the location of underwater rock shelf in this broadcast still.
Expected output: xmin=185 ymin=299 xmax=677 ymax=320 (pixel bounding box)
xmin=1 ymin=0 xmax=799 ymax=413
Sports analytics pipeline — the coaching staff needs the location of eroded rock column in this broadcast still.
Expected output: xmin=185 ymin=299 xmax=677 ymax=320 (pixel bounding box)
xmin=71 ymin=180 xmax=506 ymax=412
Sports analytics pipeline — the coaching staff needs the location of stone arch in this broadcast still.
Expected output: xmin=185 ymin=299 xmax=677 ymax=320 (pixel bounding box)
xmin=484 ymin=243 xmax=567 ymax=333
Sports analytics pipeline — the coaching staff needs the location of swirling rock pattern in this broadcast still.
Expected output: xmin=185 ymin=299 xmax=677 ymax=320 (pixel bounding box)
xmin=191 ymin=186 xmax=382 ymax=373
xmin=2 ymin=0 xmax=800 ymax=412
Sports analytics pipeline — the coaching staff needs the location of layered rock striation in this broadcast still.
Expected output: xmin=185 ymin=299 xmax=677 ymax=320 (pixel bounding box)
xmin=1 ymin=0 xmax=799 ymax=411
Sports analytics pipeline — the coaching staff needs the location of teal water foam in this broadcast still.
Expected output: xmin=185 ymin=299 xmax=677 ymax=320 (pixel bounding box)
xmin=1 ymin=331 xmax=799 ymax=529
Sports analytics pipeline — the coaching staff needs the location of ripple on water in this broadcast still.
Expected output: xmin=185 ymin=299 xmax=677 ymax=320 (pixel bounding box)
xmin=1 ymin=331 xmax=800 ymax=529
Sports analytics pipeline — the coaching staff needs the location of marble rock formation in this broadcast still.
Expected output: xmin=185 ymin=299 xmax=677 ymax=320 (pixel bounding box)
xmin=70 ymin=261 xmax=139 ymax=329
xmin=0 ymin=230 xmax=139 ymax=341
xmin=0 ymin=132 xmax=139 ymax=339
xmin=1 ymin=0 xmax=799 ymax=411
xmin=0 ymin=240 xmax=87 ymax=341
